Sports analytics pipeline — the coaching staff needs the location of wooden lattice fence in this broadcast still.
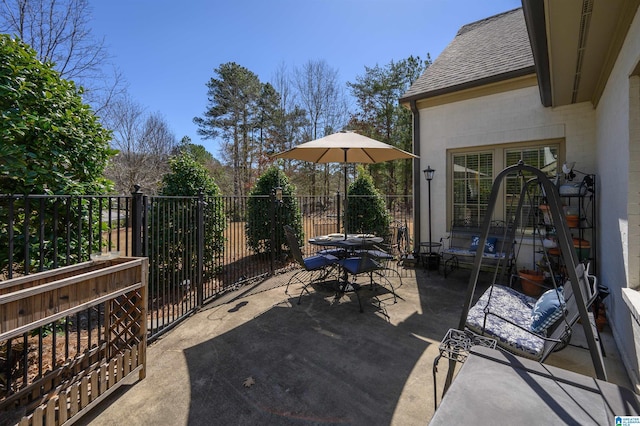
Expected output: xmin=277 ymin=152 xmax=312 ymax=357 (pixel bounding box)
xmin=0 ymin=257 xmax=148 ymax=425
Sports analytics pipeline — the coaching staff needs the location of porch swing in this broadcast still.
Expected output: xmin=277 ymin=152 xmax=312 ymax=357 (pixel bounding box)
xmin=456 ymin=161 xmax=606 ymax=380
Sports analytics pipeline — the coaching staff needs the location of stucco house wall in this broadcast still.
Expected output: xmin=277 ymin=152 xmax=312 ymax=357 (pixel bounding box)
xmin=594 ymin=8 xmax=640 ymax=389
xmin=418 ymin=83 xmax=596 ymax=249
xmin=408 ymin=5 xmax=640 ymax=390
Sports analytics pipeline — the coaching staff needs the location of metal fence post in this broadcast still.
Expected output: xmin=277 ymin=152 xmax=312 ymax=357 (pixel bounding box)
xmin=336 ymin=192 xmax=342 ymax=234
xmin=269 ymin=191 xmax=276 ymax=275
xmin=197 ymin=191 xmax=204 ymax=306
xmin=131 ymin=185 xmax=144 ymax=257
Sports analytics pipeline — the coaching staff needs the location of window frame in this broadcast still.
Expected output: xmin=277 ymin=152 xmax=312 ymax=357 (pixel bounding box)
xmin=446 ymin=139 xmax=565 ymax=231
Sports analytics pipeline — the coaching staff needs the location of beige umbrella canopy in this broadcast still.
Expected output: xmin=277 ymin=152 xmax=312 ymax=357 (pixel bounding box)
xmin=272 ymin=131 xmax=418 ymax=234
xmin=273 ymin=131 xmax=417 ymax=164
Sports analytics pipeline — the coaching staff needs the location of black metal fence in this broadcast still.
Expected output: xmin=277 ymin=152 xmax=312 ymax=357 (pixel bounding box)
xmin=1 ymin=190 xmax=414 ymax=403
xmin=1 ymin=192 xmax=414 ymax=339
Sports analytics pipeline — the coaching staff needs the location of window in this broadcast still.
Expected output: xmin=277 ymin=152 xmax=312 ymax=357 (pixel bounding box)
xmin=452 ymin=152 xmax=493 ymax=226
xmin=449 ymin=141 xmax=562 ymax=229
xmin=505 ymin=146 xmax=559 ymax=229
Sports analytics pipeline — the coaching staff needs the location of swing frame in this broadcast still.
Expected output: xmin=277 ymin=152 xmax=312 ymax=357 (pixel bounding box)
xmin=456 ymin=161 xmax=606 ymax=380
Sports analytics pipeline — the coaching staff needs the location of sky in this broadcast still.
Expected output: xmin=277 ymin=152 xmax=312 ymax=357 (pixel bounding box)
xmin=89 ymin=0 xmax=522 ymax=157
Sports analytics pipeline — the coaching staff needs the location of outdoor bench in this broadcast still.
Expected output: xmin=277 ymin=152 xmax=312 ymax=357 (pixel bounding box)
xmin=442 ymin=221 xmax=515 ymax=278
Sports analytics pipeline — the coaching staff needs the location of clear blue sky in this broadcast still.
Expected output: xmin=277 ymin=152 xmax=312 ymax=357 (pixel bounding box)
xmin=90 ymin=0 xmax=522 ymax=156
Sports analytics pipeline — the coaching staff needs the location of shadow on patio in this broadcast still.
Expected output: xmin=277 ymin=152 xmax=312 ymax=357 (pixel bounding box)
xmin=78 ymin=267 xmax=628 ymax=425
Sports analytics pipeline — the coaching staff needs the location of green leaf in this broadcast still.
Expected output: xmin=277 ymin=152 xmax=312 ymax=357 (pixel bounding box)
xmin=0 ymin=35 xmax=114 ymax=195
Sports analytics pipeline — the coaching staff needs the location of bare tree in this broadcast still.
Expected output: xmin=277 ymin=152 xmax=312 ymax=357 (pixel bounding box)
xmin=0 ymin=0 xmax=125 ymax=112
xmin=103 ymin=95 xmax=177 ymax=194
xmin=270 ymin=63 xmax=309 ymax=190
xmin=272 ymin=63 xmax=294 ymax=127
xmin=271 ymin=63 xmax=308 ymax=152
xmin=294 ymin=59 xmax=350 ymax=196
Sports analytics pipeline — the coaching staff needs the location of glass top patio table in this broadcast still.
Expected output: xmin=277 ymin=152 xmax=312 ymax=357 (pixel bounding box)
xmin=308 ymin=234 xmax=386 ymax=310
xmin=308 ymin=234 xmax=383 ymax=249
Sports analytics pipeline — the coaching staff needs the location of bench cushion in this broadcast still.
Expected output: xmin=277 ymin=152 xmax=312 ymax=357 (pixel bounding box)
xmin=303 ymin=254 xmax=338 ymax=270
xmin=466 ymin=285 xmax=546 ymax=360
xmin=444 ymin=247 xmax=509 ymax=260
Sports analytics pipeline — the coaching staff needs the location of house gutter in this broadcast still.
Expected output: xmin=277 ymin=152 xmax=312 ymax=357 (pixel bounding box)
xmin=399 ymin=67 xmax=536 ymax=104
xmin=410 ymin=99 xmax=421 ymax=254
xmin=521 ymin=0 xmax=552 ymax=107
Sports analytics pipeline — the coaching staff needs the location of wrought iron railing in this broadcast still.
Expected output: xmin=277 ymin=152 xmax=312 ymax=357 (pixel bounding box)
xmin=1 ymin=192 xmax=414 ymax=342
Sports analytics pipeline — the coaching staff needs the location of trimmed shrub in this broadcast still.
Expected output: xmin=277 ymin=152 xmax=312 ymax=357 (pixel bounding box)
xmin=345 ymin=166 xmax=391 ymax=239
xmin=246 ymin=167 xmax=302 ymax=256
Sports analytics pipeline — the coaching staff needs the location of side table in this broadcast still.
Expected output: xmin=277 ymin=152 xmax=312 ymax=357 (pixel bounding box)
xmin=432 ymin=328 xmax=497 ymax=409
xmin=419 ymin=241 xmax=442 ymax=271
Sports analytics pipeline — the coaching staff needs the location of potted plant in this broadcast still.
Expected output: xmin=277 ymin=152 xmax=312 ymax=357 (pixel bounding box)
xmin=518 ymin=268 xmax=545 ymax=297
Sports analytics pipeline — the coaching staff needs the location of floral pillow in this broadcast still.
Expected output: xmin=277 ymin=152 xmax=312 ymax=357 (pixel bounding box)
xmin=530 ymin=286 xmax=565 ymax=334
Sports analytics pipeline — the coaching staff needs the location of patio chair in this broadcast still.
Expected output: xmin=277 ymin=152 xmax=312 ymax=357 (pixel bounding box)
xmin=388 ymin=220 xmax=410 ymax=261
xmin=353 ymin=236 xmax=403 ymax=294
xmin=338 ymin=250 xmax=398 ymax=313
xmin=283 ymin=225 xmax=339 ymax=305
xmin=369 ymin=247 xmax=404 ymax=294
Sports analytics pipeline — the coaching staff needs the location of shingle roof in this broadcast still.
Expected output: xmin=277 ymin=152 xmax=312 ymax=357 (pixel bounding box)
xmin=401 ymin=8 xmax=534 ymax=102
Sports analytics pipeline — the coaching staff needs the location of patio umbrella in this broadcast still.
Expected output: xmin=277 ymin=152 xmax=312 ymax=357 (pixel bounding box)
xmin=272 ymin=131 xmax=418 ymax=234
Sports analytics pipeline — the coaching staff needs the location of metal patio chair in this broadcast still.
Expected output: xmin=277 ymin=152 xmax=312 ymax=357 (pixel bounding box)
xmin=284 ymin=225 xmax=339 ymax=305
xmin=338 ymin=249 xmax=398 ymax=313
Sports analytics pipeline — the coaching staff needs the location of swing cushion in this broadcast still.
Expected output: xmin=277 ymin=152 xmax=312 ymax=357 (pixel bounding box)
xmin=531 ymin=287 xmax=565 ymax=334
xmin=466 ymin=285 xmax=546 ymax=360
xmin=469 ymin=236 xmax=499 ymax=254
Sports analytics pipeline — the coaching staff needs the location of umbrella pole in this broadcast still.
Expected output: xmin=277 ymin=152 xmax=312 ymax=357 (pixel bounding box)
xmin=344 ymin=163 xmax=348 ymax=238
xmin=343 ymin=148 xmax=348 ymax=239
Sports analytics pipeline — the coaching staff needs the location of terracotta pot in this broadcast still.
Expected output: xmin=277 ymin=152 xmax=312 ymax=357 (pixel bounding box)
xmin=596 ymin=314 xmax=607 ymax=332
xmin=566 ymin=215 xmax=579 ymax=228
xmin=547 ymin=238 xmax=590 ymax=261
xmin=518 ymin=269 xmax=544 ymax=297
xmin=548 ymin=247 xmax=560 ymax=256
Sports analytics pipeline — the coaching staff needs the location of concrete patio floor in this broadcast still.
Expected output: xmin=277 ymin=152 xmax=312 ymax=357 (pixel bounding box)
xmin=79 ymin=267 xmax=631 ymax=425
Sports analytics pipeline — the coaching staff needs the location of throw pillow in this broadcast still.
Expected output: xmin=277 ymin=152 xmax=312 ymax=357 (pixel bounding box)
xmin=530 ymin=286 xmax=565 ymax=334
xmin=484 ymin=237 xmax=498 ymax=254
xmin=469 ymin=236 xmax=498 ymax=254
xmin=469 ymin=235 xmax=481 ymax=251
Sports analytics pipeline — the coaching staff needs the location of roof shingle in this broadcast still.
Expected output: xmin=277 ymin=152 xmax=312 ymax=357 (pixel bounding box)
xmin=401 ymin=8 xmax=534 ymax=101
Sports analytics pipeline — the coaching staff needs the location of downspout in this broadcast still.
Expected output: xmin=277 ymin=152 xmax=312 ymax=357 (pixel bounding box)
xmin=410 ymin=100 xmax=421 ymax=254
